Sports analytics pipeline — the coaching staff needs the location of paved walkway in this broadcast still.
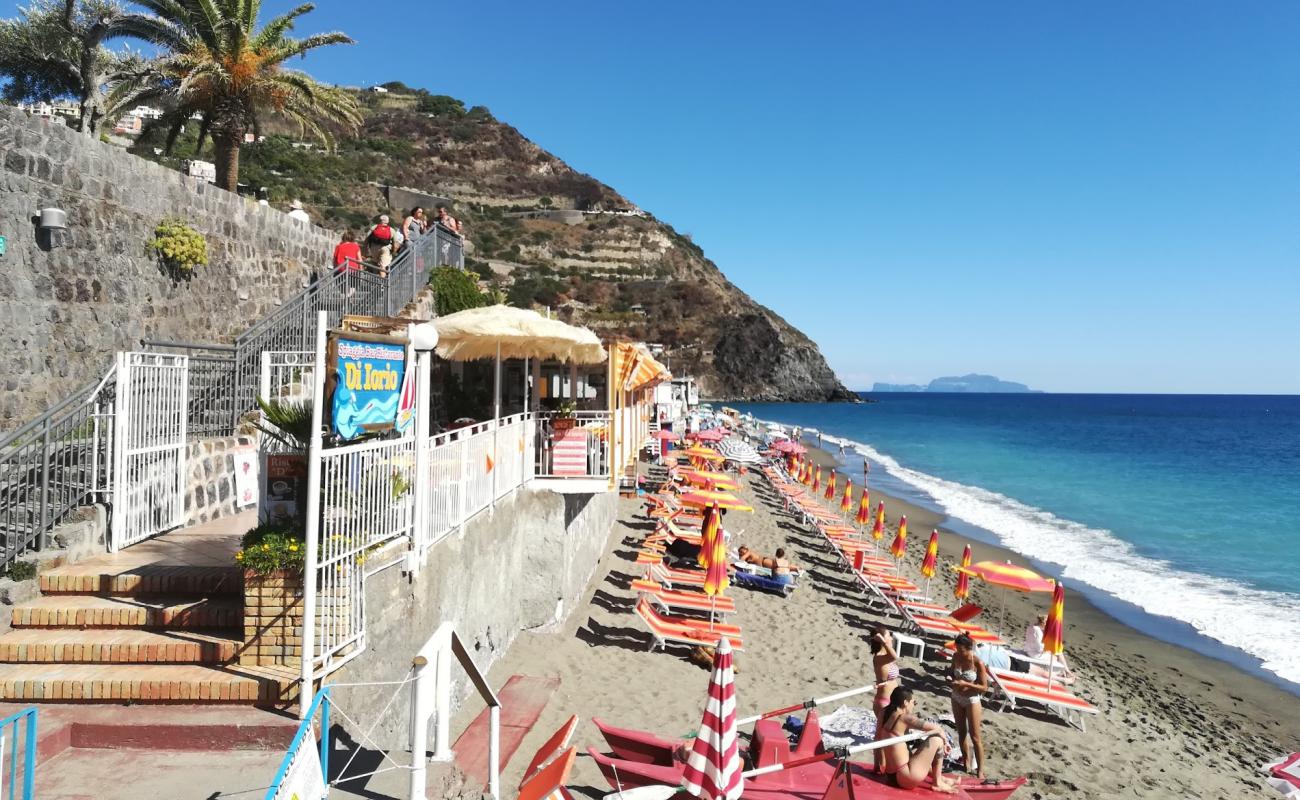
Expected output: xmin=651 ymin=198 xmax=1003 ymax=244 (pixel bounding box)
xmin=46 ymin=511 xmax=253 ymax=575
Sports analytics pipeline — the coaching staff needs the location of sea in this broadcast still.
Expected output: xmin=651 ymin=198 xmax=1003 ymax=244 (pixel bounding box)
xmin=733 ymin=394 xmax=1300 ymax=693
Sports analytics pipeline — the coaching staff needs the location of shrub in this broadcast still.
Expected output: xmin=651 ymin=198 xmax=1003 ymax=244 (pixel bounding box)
xmin=149 ymin=217 xmax=208 ymax=277
xmin=431 ymin=266 xmax=491 ymax=315
xmin=237 ymin=522 xmax=305 ymax=575
xmin=4 ymin=560 xmax=37 ymax=582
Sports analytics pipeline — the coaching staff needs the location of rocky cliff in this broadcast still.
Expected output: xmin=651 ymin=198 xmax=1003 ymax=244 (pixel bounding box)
xmin=131 ymin=87 xmax=853 ymax=401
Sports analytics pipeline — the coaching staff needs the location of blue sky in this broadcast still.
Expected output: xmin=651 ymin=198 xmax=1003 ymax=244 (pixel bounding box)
xmin=10 ymin=1 xmax=1299 ymax=392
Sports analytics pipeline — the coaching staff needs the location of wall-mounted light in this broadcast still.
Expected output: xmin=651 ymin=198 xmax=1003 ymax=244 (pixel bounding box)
xmin=38 ymin=206 xmax=68 ymax=249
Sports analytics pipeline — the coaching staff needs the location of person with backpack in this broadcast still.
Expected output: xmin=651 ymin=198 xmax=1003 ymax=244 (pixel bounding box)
xmin=366 ymin=214 xmax=394 ymax=261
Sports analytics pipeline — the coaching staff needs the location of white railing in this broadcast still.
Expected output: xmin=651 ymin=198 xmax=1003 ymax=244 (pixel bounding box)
xmin=533 ymin=411 xmax=612 ymax=481
xmin=259 ymin=350 xmax=316 ymax=404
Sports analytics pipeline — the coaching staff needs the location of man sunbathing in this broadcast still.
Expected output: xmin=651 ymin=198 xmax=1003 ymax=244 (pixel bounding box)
xmin=736 ymin=546 xmax=800 ymax=584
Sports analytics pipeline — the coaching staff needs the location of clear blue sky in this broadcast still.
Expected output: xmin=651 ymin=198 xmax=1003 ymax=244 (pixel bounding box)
xmin=12 ymin=1 xmax=1299 ymax=393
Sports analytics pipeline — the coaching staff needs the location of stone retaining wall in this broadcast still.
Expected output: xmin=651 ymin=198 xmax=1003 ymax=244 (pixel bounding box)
xmin=184 ymin=435 xmax=258 ymax=529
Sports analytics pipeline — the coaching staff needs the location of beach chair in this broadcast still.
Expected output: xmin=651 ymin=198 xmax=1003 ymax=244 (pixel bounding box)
xmin=987 ymin=668 xmax=1099 ymax=731
xmin=645 ymin=561 xmax=707 ymax=590
xmin=518 ymin=746 xmax=577 ymax=800
xmin=732 ymin=569 xmax=796 ymax=597
xmin=632 ymin=580 xmax=737 ymax=616
xmin=519 ymin=716 xmax=579 ymax=791
xmin=633 ymin=596 xmax=744 ymax=652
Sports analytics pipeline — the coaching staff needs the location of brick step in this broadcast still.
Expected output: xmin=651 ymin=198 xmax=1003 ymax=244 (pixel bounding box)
xmin=0 ymin=663 xmax=295 ymax=704
xmin=39 ymin=565 xmax=241 ymax=597
xmin=0 ymin=628 xmax=241 ymax=664
xmin=10 ymin=595 xmax=240 ymax=630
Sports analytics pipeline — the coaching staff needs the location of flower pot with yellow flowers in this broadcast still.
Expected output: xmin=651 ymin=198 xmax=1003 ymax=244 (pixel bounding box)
xmin=238 ymin=521 xmax=306 ymax=667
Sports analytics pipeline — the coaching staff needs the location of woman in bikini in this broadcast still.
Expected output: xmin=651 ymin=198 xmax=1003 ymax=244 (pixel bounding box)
xmin=949 ymin=633 xmax=990 ymax=780
xmin=869 ymin=625 xmax=900 ymax=772
xmin=874 ymin=687 xmax=958 ymax=793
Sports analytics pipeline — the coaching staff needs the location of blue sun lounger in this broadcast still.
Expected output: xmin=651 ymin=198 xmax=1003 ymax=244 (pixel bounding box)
xmin=732 ymin=569 xmax=796 ymax=597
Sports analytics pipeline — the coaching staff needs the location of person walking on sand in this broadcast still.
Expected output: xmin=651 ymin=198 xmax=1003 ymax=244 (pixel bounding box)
xmin=875 ymin=688 xmax=958 ymax=793
xmin=949 ymin=634 xmax=990 ymax=779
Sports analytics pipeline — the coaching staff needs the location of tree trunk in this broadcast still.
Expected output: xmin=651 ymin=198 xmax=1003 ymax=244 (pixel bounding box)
xmin=213 ymin=130 xmax=243 ymax=192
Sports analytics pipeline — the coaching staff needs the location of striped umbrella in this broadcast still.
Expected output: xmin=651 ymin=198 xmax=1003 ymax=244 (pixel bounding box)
xmin=697 ymin=504 xmax=719 ymax=569
xmin=875 ymin=501 xmax=886 ymax=529
xmin=1042 ymin=582 xmax=1066 ymax=691
xmin=920 ymin=530 xmax=940 ymax=598
xmin=703 ymin=506 xmax=729 ymax=599
xmin=840 ymin=477 xmax=854 ymax=515
xmin=958 ymin=560 xmax=1056 ymax=634
xmin=855 ymin=488 xmax=871 ymax=526
xmin=680 ymin=491 xmax=753 ymax=513
xmin=954 ymin=544 xmax=972 ymax=602
xmin=680 ymin=637 xmax=744 ymax=800
xmin=824 ymin=470 xmax=837 ymax=501
xmin=889 ymin=515 xmax=908 ymax=562
xmin=870 ymin=502 xmax=886 ymax=551
xmin=812 ymin=467 xmax=821 ymax=493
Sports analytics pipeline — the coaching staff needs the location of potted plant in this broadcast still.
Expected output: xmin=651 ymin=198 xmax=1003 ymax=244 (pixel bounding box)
xmin=552 ymin=400 xmax=578 ymax=431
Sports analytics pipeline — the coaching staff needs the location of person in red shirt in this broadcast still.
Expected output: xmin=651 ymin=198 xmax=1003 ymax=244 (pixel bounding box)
xmin=333 ymin=231 xmax=362 ymax=272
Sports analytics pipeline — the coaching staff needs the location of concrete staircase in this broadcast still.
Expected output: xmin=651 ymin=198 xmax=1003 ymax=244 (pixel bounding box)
xmin=0 ymin=561 xmax=293 ymax=704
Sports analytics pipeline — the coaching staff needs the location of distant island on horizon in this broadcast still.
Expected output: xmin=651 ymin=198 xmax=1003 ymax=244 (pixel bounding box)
xmin=868 ymin=373 xmax=1042 ymax=393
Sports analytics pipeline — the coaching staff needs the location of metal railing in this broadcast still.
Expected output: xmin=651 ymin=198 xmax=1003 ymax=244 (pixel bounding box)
xmin=260 ymin=350 xmax=316 ymax=405
xmin=533 ymin=411 xmax=612 ymax=481
xmin=0 ymin=706 xmax=37 ymax=800
xmin=0 ymin=369 xmax=115 ymax=569
xmin=140 ymin=341 xmax=237 ymax=438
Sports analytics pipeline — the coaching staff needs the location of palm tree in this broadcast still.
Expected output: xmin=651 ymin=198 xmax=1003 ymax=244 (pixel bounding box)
xmin=0 ymin=0 xmax=153 ymax=135
xmin=110 ymin=0 xmax=362 ymax=191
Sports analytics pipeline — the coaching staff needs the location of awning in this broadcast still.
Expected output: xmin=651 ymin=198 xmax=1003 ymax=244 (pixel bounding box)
xmin=612 ymin=342 xmax=671 ymax=393
xmin=434 ymin=305 xmax=606 ymax=363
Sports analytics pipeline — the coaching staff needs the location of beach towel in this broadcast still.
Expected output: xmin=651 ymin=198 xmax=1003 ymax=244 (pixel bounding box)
xmin=1262 ymin=753 xmax=1300 ymax=798
xmin=818 ymin=705 xmax=877 ymax=749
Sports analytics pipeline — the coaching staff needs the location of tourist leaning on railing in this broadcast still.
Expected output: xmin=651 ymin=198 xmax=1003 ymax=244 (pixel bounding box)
xmin=333 ymin=231 xmax=363 ymax=273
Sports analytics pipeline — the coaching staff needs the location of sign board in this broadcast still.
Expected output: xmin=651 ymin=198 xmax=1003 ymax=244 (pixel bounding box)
xmin=325 ymin=322 xmax=415 ymax=441
xmin=272 ymin=725 xmax=327 ymax=800
xmin=232 ymin=446 xmax=258 ymax=508
xmin=261 ymin=453 xmax=307 ymax=525
xmin=0 ymin=235 xmax=7 ymax=256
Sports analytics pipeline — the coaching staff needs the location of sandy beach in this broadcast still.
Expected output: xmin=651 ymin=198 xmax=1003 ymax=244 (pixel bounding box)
xmin=457 ymin=445 xmax=1300 ymax=799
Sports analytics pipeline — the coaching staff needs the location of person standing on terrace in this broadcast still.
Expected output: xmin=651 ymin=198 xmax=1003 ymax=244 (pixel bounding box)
xmin=403 ymin=207 xmax=426 ymax=241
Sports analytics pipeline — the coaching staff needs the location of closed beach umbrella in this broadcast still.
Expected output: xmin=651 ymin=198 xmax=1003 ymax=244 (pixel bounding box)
xmin=920 ymin=530 xmax=940 ymax=598
xmin=871 ymin=502 xmax=886 ymax=552
xmin=875 ymin=501 xmax=886 ymax=529
xmin=1042 ymin=581 xmax=1066 ymax=690
xmin=855 ymin=488 xmax=871 ymax=526
xmin=841 ymin=477 xmax=854 ymax=514
xmin=697 ymin=504 xmax=719 ymax=569
xmin=680 ymin=638 xmax=745 ymax=800
xmin=812 ymin=467 xmax=821 ymax=493
xmin=889 ymin=515 xmax=908 ymax=561
xmin=703 ymin=506 xmax=729 ymax=598
xmin=954 ymin=544 xmax=972 ymax=602
xmin=824 ymin=470 xmax=837 ymax=501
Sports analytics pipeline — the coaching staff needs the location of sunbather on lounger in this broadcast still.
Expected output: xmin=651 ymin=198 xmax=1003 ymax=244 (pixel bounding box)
xmin=1024 ymin=614 xmax=1077 ymax=682
xmin=875 ymin=688 xmax=958 ymax=793
xmin=737 ymin=546 xmax=800 ymax=585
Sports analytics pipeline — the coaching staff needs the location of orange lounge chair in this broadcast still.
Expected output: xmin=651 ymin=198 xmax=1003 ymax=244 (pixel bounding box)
xmin=645 ymin=562 xmax=707 ymax=589
xmin=632 ymin=580 xmax=737 ymax=615
xmin=519 ymin=716 xmax=579 ymax=791
xmin=517 ymin=745 xmax=576 ymax=800
xmin=988 ymin=668 xmax=1099 ymax=731
xmin=634 ymin=597 xmax=743 ymax=652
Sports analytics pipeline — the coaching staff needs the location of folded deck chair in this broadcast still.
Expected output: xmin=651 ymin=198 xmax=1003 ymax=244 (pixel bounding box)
xmin=634 ymin=597 xmax=743 ymax=652
xmin=632 ymin=581 xmax=736 ymax=615
xmin=517 ymin=745 xmax=576 ymax=800
xmin=519 ymin=716 xmax=579 ymax=791
xmin=987 ymin=668 xmax=1099 ymax=731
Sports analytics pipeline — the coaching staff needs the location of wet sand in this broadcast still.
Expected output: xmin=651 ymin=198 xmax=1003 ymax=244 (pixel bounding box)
xmin=458 ymin=447 xmax=1300 ymax=799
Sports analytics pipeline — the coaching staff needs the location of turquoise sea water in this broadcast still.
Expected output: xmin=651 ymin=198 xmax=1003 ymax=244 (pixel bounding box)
xmin=734 ymin=394 xmax=1300 ymax=691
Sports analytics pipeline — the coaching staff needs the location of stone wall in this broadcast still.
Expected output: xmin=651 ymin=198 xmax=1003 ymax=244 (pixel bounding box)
xmin=0 ymin=106 xmax=339 ymax=431
xmin=184 ymin=435 xmax=259 ymax=529
xmin=327 ymin=487 xmax=618 ymax=747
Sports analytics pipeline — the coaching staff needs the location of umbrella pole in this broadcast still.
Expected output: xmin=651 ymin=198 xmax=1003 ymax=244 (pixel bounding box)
xmin=924 ymin=577 xmax=931 ymax=601
xmin=1046 ymin=652 xmax=1057 ymax=693
xmin=999 ymin=591 xmax=1007 ymax=637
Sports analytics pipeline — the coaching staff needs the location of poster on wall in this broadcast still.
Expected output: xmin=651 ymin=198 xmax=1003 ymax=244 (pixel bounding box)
xmin=232 ymin=447 xmax=258 ymax=508
xmin=261 ymin=454 xmax=306 ymax=525
xmin=327 ymin=334 xmax=409 ymax=441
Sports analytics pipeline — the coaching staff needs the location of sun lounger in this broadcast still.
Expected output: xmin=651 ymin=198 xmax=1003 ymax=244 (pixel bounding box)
xmin=631 ymin=580 xmax=737 ymax=615
xmin=633 ymin=597 xmax=744 ymax=652
xmin=520 ymin=716 xmax=578 ymax=790
xmin=645 ymin=562 xmax=707 ymax=589
xmin=732 ymin=569 xmax=796 ymax=597
xmin=518 ymin=746 xmax=576 ymax=800
xmin=987 ymin=668 xmax=1098 ymax=731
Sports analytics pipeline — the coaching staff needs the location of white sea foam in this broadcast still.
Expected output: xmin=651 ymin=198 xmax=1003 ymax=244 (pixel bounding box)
xmin=780 ymin=420 xmax=1300 ymax=685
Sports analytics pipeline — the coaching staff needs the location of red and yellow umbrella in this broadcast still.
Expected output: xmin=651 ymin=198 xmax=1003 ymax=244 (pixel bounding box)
xmin=840 ymin=477 xmax=854 ymax=514
xmin=954 ymin=543 xmax=972 ymax=602
xmin=871 ymin=502 xmax=886 ymax=543
xmin=679 ymin=491 xmax=753 ymax=513
xmin=1042 ymin=581 xmax=1066 ymax=689
xmin=697 ymin=504 xmax=719 ymax=569
xmin=684 ymin=446 xmax=725 ymax=463
xmin=889 ymin=515 xmax=908 ymax=560
xmin=812 ymin=467 xmax=821 ymax=493
xmin=824 ymin=470 xmax=837 ymax=501
xmin=681 ymin=470 xmax=740 ymax=491
xmin=703 ymin=506 xmax=730 ymax=598
xmin=958 ymin=560 xmax=1056 ymax=634
xmin=855 ymin=488 xmax=871 ymax=525
xmin=920 ymin=529 xmax=940 ymax=597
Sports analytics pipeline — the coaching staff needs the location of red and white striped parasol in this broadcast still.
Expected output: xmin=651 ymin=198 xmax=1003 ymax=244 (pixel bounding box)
xmin=680 ymin=637 xmax=745 ymax=800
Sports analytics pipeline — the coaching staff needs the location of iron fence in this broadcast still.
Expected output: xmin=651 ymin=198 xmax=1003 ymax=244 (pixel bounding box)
xmin=140 ymin=341 xmax=237 ymax=438
xmin=0 ymin=369 xmax=115 ymax=570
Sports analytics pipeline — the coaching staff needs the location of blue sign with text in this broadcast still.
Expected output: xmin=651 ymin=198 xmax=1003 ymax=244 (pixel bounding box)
xmin=332 ymin=338 xmax=407 ymax=440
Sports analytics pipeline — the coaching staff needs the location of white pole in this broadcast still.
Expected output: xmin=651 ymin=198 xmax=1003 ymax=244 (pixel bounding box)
xmin=299 ymin=310 xmax=328 ymax=719
xmin=739 ymin=732 xmax=927 ymax=778
xmin=413 ymin=350 xmax=432 ymax=567
xmin=409 ymin=654 xmax=429 ymax=800
xmin=488 ymin=704 xmax=501 ymax=800
xmin=491 ymin=343 xmax=500 ymax=510
xmin=433 ymin=646 xmax=452 ymax=760
xmin=1046 ymin=652 xmax=1057 ymax=693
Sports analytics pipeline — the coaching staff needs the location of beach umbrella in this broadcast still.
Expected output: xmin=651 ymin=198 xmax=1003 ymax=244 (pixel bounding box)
xmin=855 ymin=489 xmax=871 ymax=526
xmin=685 ymin=446 xmax=725 ymax=463
xmin=889 ymin=515 xmax=908 ymax=562
xmin=812 ymin=467 xmax=821 ymax=494
xmin=954 ymin=544 xmax=972 ymax=602
xmin=870 ymin=502 xmax=886 ymax=552
xmin=875 ymin=501 xmax=886 ymax=529
xmin=920 ymin=530 xmax=940 ymax=598
xmin=703 ymin=507 xmax=729 ymax=599
xmin=1042 ymin=581 xmax=1066 ymax=691
xmin=840 ymin=477 xmax=854 ymax=515
xmin=682 ymin=470 xmax=740 ymax=491
xmin=958 ymin=560 xmax=1056 ymax=634
xmin=824 ymin=470 xmax=837 ymax=501
xmin=680 ymin=491 xmax=753 ymax=513
xmin=680 ymin=637 xmax=744 ymax=800
xmin=697 ymin=504 xmax=719 ymax=569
